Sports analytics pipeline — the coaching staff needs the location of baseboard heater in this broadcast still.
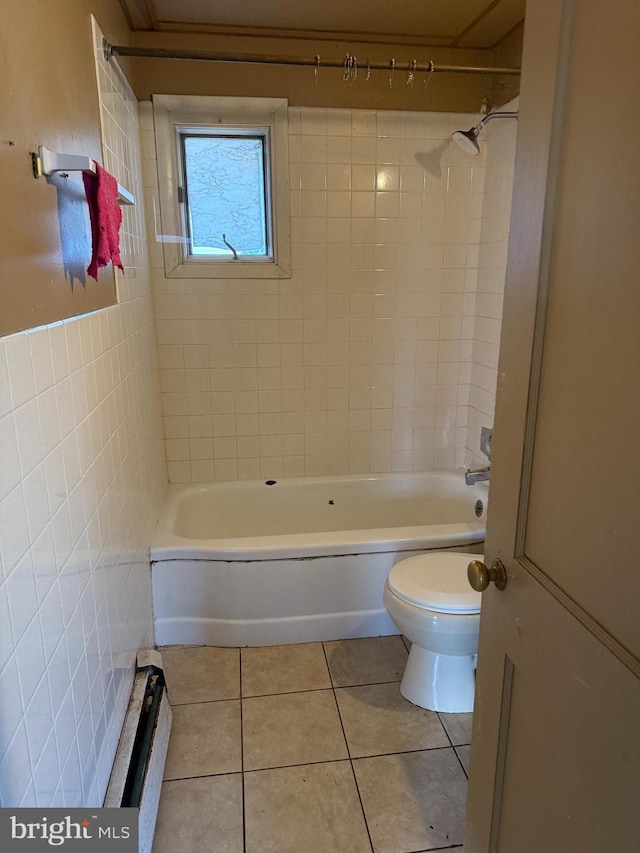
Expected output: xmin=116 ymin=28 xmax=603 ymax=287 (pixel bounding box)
xmin=105 ymin=650 xmax=172 ymax=853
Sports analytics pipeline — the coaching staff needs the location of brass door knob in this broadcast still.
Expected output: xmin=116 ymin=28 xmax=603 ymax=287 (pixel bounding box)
xmin=467 ymin=559 xmax=508 ymax=592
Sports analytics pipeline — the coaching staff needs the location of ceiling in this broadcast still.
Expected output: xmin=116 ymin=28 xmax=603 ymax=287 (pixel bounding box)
xmin=121 ymin=0 xmax=525 ymax=49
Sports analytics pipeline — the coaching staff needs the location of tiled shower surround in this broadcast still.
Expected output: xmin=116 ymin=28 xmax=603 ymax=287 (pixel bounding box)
xmin=0 ymin=30 xmax=166 ymax=806
xmin=467 ymin=106 xmax=518 ymax=469
xmin=144 ymin=104 xmax=516 ymax=483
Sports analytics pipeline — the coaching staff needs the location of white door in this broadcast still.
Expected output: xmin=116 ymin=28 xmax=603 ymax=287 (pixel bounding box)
xmin=465 ymin=1 xmax=640 ymax=850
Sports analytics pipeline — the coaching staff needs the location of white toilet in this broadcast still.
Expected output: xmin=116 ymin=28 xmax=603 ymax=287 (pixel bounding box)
xmin=383 ymin=552 xmax=482 ymax=713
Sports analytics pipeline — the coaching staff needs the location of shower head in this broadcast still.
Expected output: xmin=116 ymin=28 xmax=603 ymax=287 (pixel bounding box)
xmin=452 ymin=127 xmax=481 ymax=156
xmin=451 ymin=111 xmax=519 ymax=156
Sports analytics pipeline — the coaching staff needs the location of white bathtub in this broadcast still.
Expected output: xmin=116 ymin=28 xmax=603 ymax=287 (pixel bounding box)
xmin=151 ymin=471 xmax=488 ymax=647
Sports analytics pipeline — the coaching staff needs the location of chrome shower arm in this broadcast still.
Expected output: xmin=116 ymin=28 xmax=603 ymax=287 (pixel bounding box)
xmin=474 ymin=111 xmax=519 ymax=133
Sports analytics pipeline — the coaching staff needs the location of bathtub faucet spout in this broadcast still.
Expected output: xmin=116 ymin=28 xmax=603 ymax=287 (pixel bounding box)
xmin=465 ymin=466 xmax=490 ymax=486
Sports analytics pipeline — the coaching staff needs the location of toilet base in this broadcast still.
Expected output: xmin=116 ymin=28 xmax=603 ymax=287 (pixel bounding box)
xmin=400 ymin=644 xmax=477 ymax=713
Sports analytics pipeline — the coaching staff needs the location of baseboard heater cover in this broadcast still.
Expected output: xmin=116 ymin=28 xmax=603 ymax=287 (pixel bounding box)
xmin=105 ymin=650 xmax=172 ymax=853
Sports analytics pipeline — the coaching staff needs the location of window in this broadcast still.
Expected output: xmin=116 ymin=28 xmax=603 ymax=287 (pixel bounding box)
xmin=153 ymin=96 xmax=291 ymax=279
xmin=182 ymin=132 xmax=270 ymax=259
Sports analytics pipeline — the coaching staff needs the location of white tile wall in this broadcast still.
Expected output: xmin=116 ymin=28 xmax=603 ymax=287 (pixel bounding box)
xmin=465 ymin=99 xmax=519 ymax=467
xmin=144 ymin=106 xmax=490 ymax=481
xmin=0 ymin=24 xmax=166 ymax=807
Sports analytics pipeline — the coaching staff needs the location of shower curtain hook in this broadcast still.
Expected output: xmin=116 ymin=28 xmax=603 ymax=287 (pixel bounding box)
xmin=314 ymin=54 xmax=320 ymax=85
xmin=406 ymin=59 xmax=417 ymax=87
xmin=389 ymin=58 xmax=396 ymax=89
xmin=343 ymin=53 xmax=350 ymax=81
xmin=365 ymin=59 xmax=371 ymax=81
xmin=424 ymin=60 xmax=435 ymax=91
xmin=342 ymin=54 xmax=357 ymax=85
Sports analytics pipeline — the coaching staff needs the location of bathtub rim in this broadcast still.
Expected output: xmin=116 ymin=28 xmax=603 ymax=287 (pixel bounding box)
xmin=151 ymin=525 xmax=486 ymax=562
xmin=151 ymin=471 xmax=488 ymax=562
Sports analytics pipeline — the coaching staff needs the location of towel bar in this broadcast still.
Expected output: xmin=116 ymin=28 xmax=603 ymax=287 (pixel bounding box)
xmin=32 ymin=145 xmax=136 ymax=205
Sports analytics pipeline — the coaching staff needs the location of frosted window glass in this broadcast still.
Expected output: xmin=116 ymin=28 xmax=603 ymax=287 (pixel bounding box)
xmin=183 ymin=135 xmax=269 ymax=257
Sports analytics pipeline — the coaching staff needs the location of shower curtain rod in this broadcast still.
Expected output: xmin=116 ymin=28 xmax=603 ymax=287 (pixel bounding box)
xmin=105 ymin=43 xmax=520 ymax=76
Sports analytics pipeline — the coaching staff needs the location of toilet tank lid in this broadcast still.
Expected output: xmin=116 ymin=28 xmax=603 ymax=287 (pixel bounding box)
xmin=388 ymin=552 xmax=483 ymax=614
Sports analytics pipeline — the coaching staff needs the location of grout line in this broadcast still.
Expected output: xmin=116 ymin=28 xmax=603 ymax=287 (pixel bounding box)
xmin=351 ymin=744 xmax=466 ymax=763
xmin=243 ymin=757 xmax=352 ymax=776
xmin=169 ymin=695 xmax=242 ymax=707
xmin=437 ymin=711 xmax=456 ymax=747
xmin=323 ymin=645 xmax=352 ymax=762
xmin=322 ymin=642 xmax=375 ymax=853
xmin=321 ymin=640 xmax=337 ymax=688
xmin=241 ymin=684 xmax=334 ymax=700
xmin=166 ymin=679 xmax=407 ymax=705
xmin=164 ymin=770 xmax=243 ymax=783
xmin=166 ymin=744 xmax=471 ymax=782
xmin=332 ymin=678 xmax=405 ymax=691
xmin=239 ymin=650 xmax=246 ymax=853
xmin=453 ymin=745 xmax=470 ymax=780
xmin=437 ymin=711 xmax=472 ymax=779
xmin=348 ymin=759 xmax=375 ymax=853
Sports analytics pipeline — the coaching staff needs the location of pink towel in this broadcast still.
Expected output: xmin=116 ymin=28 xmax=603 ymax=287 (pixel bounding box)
xmin=83 ymin=161 xmax=125 ymax=281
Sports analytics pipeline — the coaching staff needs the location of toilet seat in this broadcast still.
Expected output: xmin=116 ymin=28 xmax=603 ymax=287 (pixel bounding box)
xmin=388 ymin=552 xmax=482 ymax=615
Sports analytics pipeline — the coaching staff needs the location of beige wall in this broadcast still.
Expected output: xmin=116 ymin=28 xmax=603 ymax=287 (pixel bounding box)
xmin=0 ymin=0 xmax=133 ymax=336
xmin=491 ymin=23 xmax=524 ymax=107
xmin=130 ymin=30 xmax=504 ymax=112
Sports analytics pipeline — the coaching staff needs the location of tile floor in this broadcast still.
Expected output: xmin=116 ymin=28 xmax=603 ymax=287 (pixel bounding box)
xmin=152 ymin=636 xmax=471 ymax=853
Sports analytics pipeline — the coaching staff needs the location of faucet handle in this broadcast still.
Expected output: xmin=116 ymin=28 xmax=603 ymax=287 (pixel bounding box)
xmin=480 ymin=427 xmax=492 ymax=461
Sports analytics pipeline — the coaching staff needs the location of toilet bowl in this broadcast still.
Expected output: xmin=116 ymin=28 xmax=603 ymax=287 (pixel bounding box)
xmin=383 ymin=551 xmax=482 ymax=713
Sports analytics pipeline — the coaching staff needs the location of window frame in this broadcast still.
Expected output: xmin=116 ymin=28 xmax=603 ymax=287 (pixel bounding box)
xmin=153 ymin=95 xmax=291 ymax=279
xmin=179 ymin=128 xmax=272 ymax=261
